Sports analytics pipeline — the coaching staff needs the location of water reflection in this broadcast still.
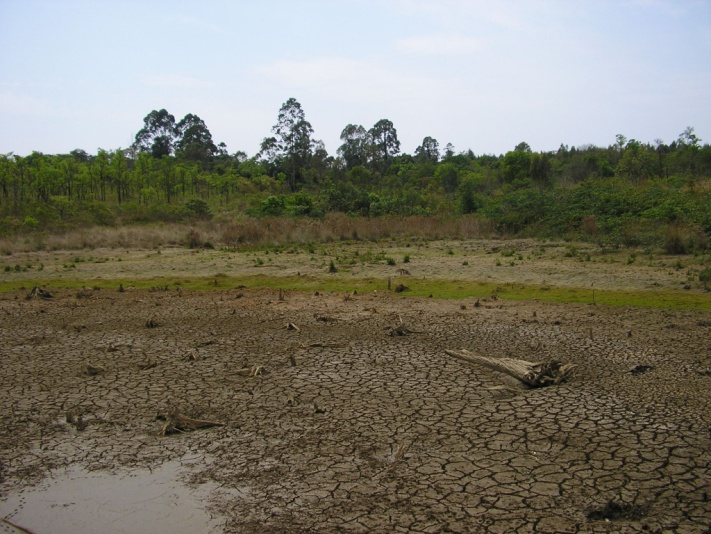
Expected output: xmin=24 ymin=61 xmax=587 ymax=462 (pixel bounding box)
xmin=0 ymin=460 xmax=220 ymax=534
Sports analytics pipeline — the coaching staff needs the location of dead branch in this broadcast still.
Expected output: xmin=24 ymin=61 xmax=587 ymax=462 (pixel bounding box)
xmin=444 ymin=348 xmax=575 ymax=387
xmin=157 ymin=408 xmax=225 ymax=436
xmin=1 ymin=516 xmax=36 ymax=534
xmin=83 ymin=362 xmax=105 ymax=376
xmin=387 ymin=316 xmax=420 ymax=336
xmin=136 ymin=360 xmax=158 ymax=370
xmin=301 ymin=342 xmax=347 ymax=348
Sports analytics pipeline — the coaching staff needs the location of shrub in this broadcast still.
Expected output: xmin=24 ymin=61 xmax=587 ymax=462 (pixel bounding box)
xmin=23 ymin=216 xmax=39 ymax=229
xmin=186 ymin=229 xmax=203 ymax=249
xmin=258 ymin=196 xmax=286 ymax=217
xmin=664 ymin=225 xmax=688 ymax=255
xmin=581 ymin=215 xmax=598 ymax=236
xmin=700 ymin=267 xmax=711 ymax=289
xmin=185 ymin=198 xmax=213 ymax=220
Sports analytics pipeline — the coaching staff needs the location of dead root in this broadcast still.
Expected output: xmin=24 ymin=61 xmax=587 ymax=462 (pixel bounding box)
xmin=1 ymin=517 xmax=36 ymax=534
xmin=235 ymin=365 xmax=268 ymax=377
xmin=387 ymin=316 xmax=420 ymax=336
xmin=26 ymin=286 xmax=52 ymax=300
xmin=444 ymin=348 xmax=576 ymax=387
xmin=156 ymin=407 xmax=225 ymax=436
xmin=66 ymin=408 xmax=87 ymax=431
xmin=83 ymin=362 xmax=105 ymax=376
xmin=301 ymin=342 xmax=347 ymax=349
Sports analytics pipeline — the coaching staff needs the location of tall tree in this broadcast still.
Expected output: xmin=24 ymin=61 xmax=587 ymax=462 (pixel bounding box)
xmin=260 ymin=98 xmax=314 ymax=191
xmin=435 ymin=162 xmax=459 ymax=194
xmin=133 ymin=109 xmax=177 ymax=158
xmin=529 ymin=152 xmax=552 ymax=187
xmin=415 ymin=136 xmax=440 ymax=164
xmin=337 ymin=124 xmax=369 ymax=169
xmin=175 ymin=114 xmax=217 ymax=164
xmin=368 ymin=119 xmax=400 ymax=172
xmin=443 ymin=143 xmax=455 ymax=160
xmin=514 ymin=141 xmax=532 ymax=153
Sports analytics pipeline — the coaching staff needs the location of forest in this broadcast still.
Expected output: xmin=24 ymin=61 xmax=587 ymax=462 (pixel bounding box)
xmin=1 ymin=98 xmax=710 ymax=252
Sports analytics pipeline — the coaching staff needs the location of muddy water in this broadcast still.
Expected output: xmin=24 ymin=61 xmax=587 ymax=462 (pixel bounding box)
xmin=0 ymin=459 xmax=220 ymax=534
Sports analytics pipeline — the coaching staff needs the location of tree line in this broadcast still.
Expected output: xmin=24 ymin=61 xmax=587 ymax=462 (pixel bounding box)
xmin=1 ymin=98 xmax=710 ymax=250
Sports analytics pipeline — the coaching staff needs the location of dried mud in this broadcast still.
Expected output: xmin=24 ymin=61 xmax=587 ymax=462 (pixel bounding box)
xmin=0 ymin=285 xmax=710 ymax=533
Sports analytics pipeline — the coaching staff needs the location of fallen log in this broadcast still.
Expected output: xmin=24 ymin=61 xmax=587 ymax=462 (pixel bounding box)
xmin=157 ymin=408 xmax=225 ymax=436
xmin=444 ymin=348 xmax=575 ymax=387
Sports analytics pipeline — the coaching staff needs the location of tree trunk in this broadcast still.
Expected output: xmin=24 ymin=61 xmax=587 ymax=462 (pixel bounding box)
xmin=444 ymin=349 xmax=575 ymax=388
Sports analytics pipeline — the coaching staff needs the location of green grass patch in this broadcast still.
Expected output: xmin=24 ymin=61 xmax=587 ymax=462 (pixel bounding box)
xmin=1 ymin=275 xmax=709 ymax=310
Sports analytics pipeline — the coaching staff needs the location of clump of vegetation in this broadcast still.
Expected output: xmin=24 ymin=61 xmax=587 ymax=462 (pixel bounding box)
xmin=700 ymin=267 xmax=711 ymax=290
xmin=328 ymin=259 xmax=338 ymax=273
xmin=664 ymin=226 xmax=688 ymax=255
xmin=564 ymin=246 xmax=578 ymax=258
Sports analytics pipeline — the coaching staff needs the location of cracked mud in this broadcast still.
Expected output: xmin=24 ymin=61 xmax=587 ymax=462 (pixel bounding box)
xmin=0 ymin=287 xmax=710 ymax=533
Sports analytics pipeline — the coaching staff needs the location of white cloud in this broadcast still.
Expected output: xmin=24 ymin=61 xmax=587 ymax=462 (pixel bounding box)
xmin=396 ymin=34 xmax=483 ymax=55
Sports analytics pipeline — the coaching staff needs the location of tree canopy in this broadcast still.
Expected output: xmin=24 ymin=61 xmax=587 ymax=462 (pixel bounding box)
xmin=1 ymin=98 xmax=709 ymax=253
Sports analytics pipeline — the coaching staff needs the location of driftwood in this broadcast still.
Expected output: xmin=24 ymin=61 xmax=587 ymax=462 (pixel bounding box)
xmin=157 ymin=408 xmax=225 ymax=436
xmin=444 ymin=349 xmax=575 ymax=388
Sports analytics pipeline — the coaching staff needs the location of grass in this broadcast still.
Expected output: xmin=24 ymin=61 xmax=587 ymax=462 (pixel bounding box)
xmin=2 ymin=231 xmax=709 ymax=310
xmin=3 ymin=274 xmax=709 ymax=310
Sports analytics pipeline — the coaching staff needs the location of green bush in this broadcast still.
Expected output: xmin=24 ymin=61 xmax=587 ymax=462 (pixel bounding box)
xmin=700 ymin=267 xmax=711 ymax=289
xmin=185 ymin=198 xmax=213 ymax=219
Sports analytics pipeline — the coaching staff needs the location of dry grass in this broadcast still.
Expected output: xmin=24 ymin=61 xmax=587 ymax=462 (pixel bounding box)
xmin=0 ymin=215 xmax=495 ymax=254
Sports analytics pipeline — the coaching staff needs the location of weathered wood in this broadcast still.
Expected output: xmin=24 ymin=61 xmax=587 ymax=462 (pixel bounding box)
xmin=157 ymin=408 xmax=225 ymax=436
xmin=444 ymin=348 xmax=575 ymax=387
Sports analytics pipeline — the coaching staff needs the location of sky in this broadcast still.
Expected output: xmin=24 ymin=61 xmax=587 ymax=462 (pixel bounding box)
xmin=1 ymin=0 xmax=710 ymax=158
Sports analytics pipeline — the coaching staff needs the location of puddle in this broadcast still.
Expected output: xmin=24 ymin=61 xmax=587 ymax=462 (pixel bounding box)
xmin=0 ymin=460 xmax=221 ymax=534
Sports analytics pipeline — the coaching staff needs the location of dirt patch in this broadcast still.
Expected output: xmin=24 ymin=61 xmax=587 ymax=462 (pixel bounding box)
xmin=0 ymin=282 xmax=709 ymax=532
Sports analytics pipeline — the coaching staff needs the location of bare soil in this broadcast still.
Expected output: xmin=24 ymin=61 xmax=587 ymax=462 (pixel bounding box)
xmin=0 ymin=240 xmax=710 ymax=533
